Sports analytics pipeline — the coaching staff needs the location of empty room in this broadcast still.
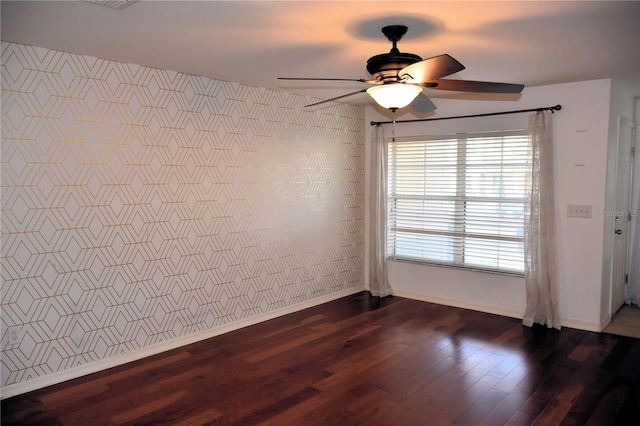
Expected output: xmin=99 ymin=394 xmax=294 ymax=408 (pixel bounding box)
xmin=2 ymin=1 xmax=640 ymax=424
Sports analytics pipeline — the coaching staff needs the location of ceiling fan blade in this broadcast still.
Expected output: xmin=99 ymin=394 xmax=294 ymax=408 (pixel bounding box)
xmin=410 ymin=93 xmax=437 ymax=114
xmin=399 ymin=54 xmax=465 ymax=83
xmin=304 ymin=89 xmax=367 ymax=107
xmin=428 ymin=79 xmax=524 ymax=93
xmin=279 ymin=77 xmax=376 ymax=84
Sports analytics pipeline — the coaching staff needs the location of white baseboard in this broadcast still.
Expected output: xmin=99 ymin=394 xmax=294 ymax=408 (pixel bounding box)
xmin=1 ymin=287 xmax=364 ymax=399
xmin=561 ymin=317 xmax=605 ymax=333
xmin=393 ymin=289 xmax=604 ymax=332
xmin=581 ymin=314 xmax=610 ymax=333
xmin=392 ymin=289 xmax=524 ymax=319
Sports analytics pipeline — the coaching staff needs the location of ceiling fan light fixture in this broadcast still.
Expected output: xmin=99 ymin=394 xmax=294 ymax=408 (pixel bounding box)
xmin=366 ymin=84 xmax=423 ymax=111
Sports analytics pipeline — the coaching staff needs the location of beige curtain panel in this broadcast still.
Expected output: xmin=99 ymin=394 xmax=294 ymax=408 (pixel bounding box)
xmin=523 ymin=111 xmax=561 ymax=330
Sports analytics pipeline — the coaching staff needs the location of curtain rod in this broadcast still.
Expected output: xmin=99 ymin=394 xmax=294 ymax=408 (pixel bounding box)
xmin=370 ymin=104 xmax=562 ymax=126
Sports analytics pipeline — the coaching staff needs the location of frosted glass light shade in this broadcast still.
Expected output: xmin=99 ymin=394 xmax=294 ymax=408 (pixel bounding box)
xmin=366 ymin=84 xmax=423 ymax=110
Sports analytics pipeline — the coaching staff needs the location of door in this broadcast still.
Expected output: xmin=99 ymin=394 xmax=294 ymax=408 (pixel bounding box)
xmin=610 ymin=115 xmax=635 ymax=315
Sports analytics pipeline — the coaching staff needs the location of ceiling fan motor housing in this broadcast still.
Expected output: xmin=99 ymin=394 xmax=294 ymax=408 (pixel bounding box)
xmin=367 ymin=25 xmax=422 ymax=82
xmin=366 ymin=52 xmax=422 ymax=82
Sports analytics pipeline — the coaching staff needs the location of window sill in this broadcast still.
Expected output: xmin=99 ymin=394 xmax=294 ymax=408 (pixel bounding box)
xmin=387 ymin=256 xmax=525 ymax=278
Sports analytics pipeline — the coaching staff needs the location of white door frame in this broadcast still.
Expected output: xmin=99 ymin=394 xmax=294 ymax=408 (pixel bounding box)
xmin=609 ymin=114 xmax=635 ymax=319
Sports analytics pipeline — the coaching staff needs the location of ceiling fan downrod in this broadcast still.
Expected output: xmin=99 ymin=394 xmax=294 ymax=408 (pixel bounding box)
xmin=381 ymin=25 xmax=408 ymax=53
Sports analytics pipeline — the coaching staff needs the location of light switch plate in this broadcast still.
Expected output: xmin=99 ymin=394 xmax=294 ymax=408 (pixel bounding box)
xmin=567 ymin=204 xmax=592 ymax=218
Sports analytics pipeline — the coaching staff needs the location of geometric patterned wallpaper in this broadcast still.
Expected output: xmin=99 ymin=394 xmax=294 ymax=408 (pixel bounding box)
xmin=0 ymin=42 xmax=365 ymax=388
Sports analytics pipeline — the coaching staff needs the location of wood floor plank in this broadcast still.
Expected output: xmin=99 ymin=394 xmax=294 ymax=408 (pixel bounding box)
xmin=456 ymin=388 xmax=509 ymax=424
xmin=479 ymin=389 xmax=532 ymax=425
xmin=491 ymin=361 xmax=531 ymax=394
xmin=256 ymin=391 xmax=332 ymax=426
xmin=173 ymin=407 xmax=223 ymax=425
xmin=2 ymin=292 xmax=640 ymax=425
xmin=432 ymin=374 xmax=504 ymax=424
xmin=532 ymin=397 xmax=574 ymax=425
xmin=109 ymin=390 xmax=188 ymax=424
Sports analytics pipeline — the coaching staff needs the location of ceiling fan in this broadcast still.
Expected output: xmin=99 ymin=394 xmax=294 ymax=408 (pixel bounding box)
xmin=279 ymin=25 xmax=524 ymax=113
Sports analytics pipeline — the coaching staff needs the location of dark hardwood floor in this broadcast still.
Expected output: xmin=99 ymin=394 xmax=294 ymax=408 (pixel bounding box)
xmin=3 ymin=292 xmax=640 ymax=425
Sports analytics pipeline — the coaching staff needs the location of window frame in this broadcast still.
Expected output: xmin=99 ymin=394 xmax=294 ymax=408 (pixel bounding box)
xmin=386 ymin=130 xmax=529 ymax=276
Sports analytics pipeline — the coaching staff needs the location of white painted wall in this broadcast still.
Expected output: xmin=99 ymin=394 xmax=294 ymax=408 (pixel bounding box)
xmin=365 ymin=79 xmax=635 ymax=331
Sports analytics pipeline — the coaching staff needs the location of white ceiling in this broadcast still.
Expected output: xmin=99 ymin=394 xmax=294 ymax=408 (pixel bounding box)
xmin=2 ymin=0 xmax=639 ymax=108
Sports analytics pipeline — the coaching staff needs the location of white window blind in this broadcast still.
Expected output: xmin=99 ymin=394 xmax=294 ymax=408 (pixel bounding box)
xmin=387 ymin=130 xmax=529 ymax=274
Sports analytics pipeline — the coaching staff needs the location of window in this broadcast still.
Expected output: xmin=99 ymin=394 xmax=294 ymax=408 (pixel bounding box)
xmin=387 ymin=130 xmax=529 ymax=274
